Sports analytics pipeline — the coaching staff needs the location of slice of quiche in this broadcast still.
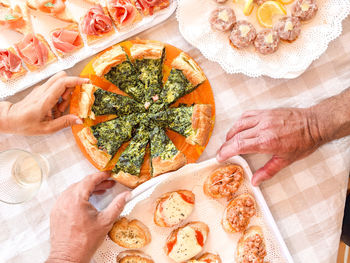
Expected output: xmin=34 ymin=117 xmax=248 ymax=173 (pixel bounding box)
xmin=150 ymin=126 xmax=187 ymax=177
xmin=150 ymin=52 xmax=206 ymax=111
xmin=112 ymin=126 xmax=150 ymax=188
xmin=78 ymin=83 xmax=145 ymax=119
xmin=77 ymin=114 xmax=143 ymax=169
xmin=130 ymin=41 xmax=165 ymax=107
xmin=92 ymin=45 xmax=146 ymax=103
xmin=151 ymin=104 xmax=213 ymax=146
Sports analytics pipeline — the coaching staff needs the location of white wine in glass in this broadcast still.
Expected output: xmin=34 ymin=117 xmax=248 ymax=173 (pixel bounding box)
xmin=0 ymin=149 xmax=48 ymax=204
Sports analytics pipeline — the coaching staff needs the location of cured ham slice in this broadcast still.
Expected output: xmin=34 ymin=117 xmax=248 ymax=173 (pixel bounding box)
xmin=26 ymin=0 xmax=74 ymax=22
xmin=0 ymin=49 xmax=25 ymax=81
xmin=81 ymin=6 xmax=113 ymax=36
xmin=136 ymin=0 xmax=169 ymax=15
xmin=106 ymin=0 xmax=141 ymax=30
xmin=37 ymin=0 xmax=65 ymax=14
xmin=51 ymin=24 xmax=83 ymax=55
xmin=0 ymin=4 xmax=32 ymax=35
xmin=14 ymin=33 xmax=56 ymax=71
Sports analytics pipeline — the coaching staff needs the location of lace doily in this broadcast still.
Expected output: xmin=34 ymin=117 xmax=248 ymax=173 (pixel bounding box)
xmin=176 ymin=0 xmax=350 ymax=79
xmin=93 ymin=156 xmax=293 ymax=263
xmin=0 ymin=0 xmax=177 ymax=99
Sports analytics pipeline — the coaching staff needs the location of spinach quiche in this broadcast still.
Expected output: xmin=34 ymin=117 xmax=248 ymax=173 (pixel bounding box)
xmin=78 ymin=83 xmax=145 ymax=119
xmin=112 ymin=126 xmax=151 ymax=188
xmin=76 ymin=41 xmax=213 ymax=188
xmin=130 ymin=41 xmax=165 ymax=108
xmin=150 ymin=126 xmax=187 ymax=176
xmin=150 ymin=52 xmax=206 ymax=112
xmin=151 ymin=104 xmax=213 ymax=146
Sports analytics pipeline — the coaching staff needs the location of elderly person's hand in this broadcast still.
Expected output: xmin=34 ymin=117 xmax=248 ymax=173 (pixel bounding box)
xmin=0 ymin=71 xmax=89 ymax=135
xmin=217 ymin=108 xmax=322 ymax=186
xmin=46 ymin=172 xmax=130 ymax=263
xmin=217 ymin=87 xmax=350 ymax=186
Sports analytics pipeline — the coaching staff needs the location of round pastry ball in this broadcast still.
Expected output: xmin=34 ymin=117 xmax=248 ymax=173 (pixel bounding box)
xmin=254 ymin=29 xmax=280 ymax=55
xmin=274 ymin=16 xmax=301 ymax=42
xmin=229 ymin=20 xmax=257 ymax=49
xmin=210 ymin=7 xmax=236 ymax=32
xmin=292 ymin=0 xmax=318 ymax=21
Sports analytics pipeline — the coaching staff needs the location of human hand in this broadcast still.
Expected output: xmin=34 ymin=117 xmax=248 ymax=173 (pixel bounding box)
xmin=47 ymin=172 xmax=130 ymax=263
xmin=2 ymin=71 xmax=89 ymax=135
xmin=216 ymin=108 xmax=323 ymax=186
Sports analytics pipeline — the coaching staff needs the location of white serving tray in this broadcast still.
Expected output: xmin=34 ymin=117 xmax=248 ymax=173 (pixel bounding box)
xmin=0 ymin=0 xmax=177 ymax=99
xmin=93 ymin=156 xmax=294 ymax=263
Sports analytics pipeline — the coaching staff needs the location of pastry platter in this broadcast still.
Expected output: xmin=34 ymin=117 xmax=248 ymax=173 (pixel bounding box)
xmin=70 ymin=39 xmax=216 ymax=189
xmin=177 ymin=0 xmax=350 ymax=78
xmin=0 ymin=0 xmax=177 ymax=99
xmin=93 ymin=156 xmax=294 ymax=263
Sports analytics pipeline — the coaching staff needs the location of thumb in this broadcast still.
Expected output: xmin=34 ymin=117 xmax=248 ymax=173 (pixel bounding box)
xmin=42 ymin=114 xmax=83 ymax=134
xmin=251 ymin=156 xmax=290 ymax=186
xmin=100 ymin=191 xmax=131 ymax=225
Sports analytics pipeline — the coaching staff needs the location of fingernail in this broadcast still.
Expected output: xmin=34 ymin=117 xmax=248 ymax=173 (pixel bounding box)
xmin=124 ymin=191 xmax=132 ymax=202
xmin=75 ymin=118 xmax=83 ymax=125
xmin=252 ymin=178 xmax=260 ymax=187
xmin=84 ymin=78 xmax=90 ymax=83
xmin=216 ymin=153 xmax=223 ymax=163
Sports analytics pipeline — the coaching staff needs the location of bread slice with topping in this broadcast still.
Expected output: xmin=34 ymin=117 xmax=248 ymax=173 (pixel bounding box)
xmin=109 ymin=217 xmax=151 ymax=249
xmin=236 ymin=226 xmax=267 ymax=263
xmin=165 ymin=221 xmax=209 ymax=263
xmin=117 ymin=250 xmax=154 ymax=263
xmin=154 ymin=190 xmax=195 ymax=227
xmin=187 ymin=252 xmax=222 ymax=263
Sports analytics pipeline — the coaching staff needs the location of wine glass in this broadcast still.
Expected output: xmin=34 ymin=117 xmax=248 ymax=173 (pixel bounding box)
xmin=0 ymin=149 xmax=49 ymax=204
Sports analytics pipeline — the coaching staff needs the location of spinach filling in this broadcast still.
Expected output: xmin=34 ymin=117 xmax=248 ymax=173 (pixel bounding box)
xmin=150 ymin=126 xmax=178 ymax=161
xmin=104 ymin=59 xmax=145 ymax=103
xmin=134 ymin=56 xmax=164 ymax=102
xmin=91 ymin=88 xmax=145 ymax=116
xmin=113 ymin=126 xmax=150 ymax=176
xmin=91 ymin=113 xmax=145 ymax=156
xmin=150 ymin=105 xmax=196 ymax=138
xmin=152 ymin=69 xmax=194 ymax=110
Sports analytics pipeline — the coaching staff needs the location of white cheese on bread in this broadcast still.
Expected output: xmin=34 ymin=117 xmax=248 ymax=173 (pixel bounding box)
xmin=161 ymin=192 xmax=194 ymax=226
xmin=169 ymin=226 xmax=202 ymax=262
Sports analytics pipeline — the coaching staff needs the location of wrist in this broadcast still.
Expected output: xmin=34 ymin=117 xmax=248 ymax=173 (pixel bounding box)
xmin=47 ymin=243 xmax=89 ymax=263
xmin=0 ymin=101 xmax=13 ymax=134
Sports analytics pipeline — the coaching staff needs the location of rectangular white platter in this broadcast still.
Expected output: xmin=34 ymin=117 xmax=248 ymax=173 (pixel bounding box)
xmin=0 ymin=0 xmax=177 ymax=99
xmin=93 ymin=156 xmax=295 ymax=263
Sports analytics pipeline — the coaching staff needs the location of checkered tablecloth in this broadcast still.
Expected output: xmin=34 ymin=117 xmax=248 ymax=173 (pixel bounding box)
xmin=1 ymin=14 xmax=350 ymax=263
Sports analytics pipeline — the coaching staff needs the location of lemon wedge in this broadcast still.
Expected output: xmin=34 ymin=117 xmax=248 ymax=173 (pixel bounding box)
xmin=257 ymin=1 xmax=287 ymax=28
xmin=277 ymin=0 xmax=295 ymax=5
xmin=243 ymin=0 xmax=254 ymax=16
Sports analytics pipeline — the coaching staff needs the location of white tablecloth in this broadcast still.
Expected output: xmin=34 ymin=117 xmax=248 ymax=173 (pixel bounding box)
xmin=1 ymin=15 xmax=350 ymax=263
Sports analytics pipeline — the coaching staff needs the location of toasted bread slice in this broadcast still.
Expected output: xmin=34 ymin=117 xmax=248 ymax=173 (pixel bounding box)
xmin=14 ymin=34 xmax=57 ymax=71
xmin=165 ymin=221 xmax=209 ymax=263
xmin=236 ymin=226 xmax=266 ymax=263
xmin=50 ymin=23 xmax=84 ymax=57
xmin=203 ymin=164 xmax=244 ymax=200
xmin=26 ymin=0 xmax=75 ymax=23
xmin=80 ymin=5 xmax=115 ymax=45
xmin=135 ymin=0 xmax=169 ymax=16
xmin=117 ymin=250 xmax=154 ymax=263
xmin=222 ymin=194 xmax=256 ymax=233
xmin=0 ymin=3 xmax=33 ymax=35
xmin=154 ymin=190 xmax=195 ymax=227
xmin=109 ymin=218 xmax=151 ymax=249
xmin=0 ymin=47 xmax=27 ymax=82
xmin=105 ymin=0 xmax=142 ymax=31
xmin=187 ymin=252 xmax=222 ymax=263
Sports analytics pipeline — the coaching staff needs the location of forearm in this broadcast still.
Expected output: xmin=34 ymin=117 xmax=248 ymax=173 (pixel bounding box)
xmin=309 ymin=87 xmax=350 ymax=144
xmin=0 ymin=101 xmax=12 ymax=134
